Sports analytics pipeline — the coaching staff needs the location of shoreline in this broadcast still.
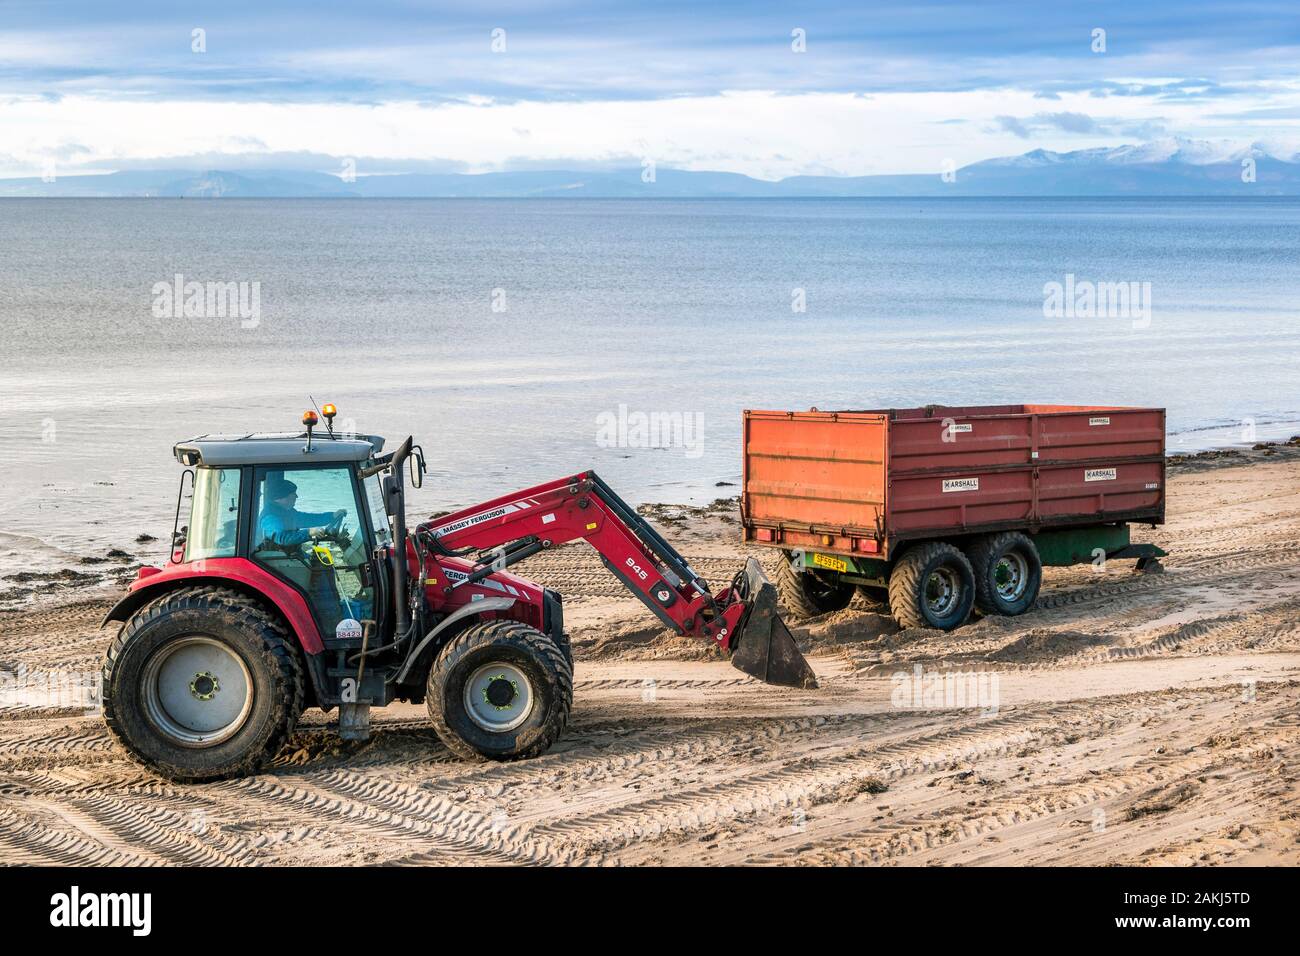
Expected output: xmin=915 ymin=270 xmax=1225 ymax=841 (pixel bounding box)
xmin=3 ymin=436 xmax=1298 ymax=615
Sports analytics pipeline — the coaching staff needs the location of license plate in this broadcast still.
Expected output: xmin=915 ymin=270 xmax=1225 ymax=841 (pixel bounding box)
xmin=812 ymin=553 xmax=848 ymax=573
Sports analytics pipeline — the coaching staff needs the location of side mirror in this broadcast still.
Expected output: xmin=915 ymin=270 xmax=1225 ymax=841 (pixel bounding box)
xmin=409 ymin=446 xmax=426 ymax=489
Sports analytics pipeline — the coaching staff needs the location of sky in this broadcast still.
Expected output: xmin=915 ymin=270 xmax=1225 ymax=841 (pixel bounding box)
xmin=2 ymin=1 xmax=1298 ymax=179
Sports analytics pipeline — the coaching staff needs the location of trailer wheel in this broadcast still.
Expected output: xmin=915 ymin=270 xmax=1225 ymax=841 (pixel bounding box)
xmin=427 ymin=620 xmax=572 ymax=761
xmin=102 ymin=587 xmax=304 ymax=782
xmin=775 ymin=554 xmax=855 ymax=618
xmin=887 ymin=542 xmax=976 ymax=631
xmin=968 ymin=532 xmax=1042 ymax=616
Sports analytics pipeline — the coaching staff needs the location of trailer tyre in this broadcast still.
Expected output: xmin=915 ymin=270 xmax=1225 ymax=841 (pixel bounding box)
xmin=887 ymin=542 xmax=976 ymax=631
xmin=102 ymin=586 xmax=305 ymax=783
xmin=775 ymin=554 xmax=855 ymax=618
xmin=427 ymin=620 xmax=572 ymax=761
xmin=968 ymin=532 xmax=1042 ymax=617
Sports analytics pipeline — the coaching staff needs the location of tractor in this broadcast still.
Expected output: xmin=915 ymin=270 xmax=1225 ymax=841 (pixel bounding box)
xmin=101 ymin=406 xmax=815 ymax=782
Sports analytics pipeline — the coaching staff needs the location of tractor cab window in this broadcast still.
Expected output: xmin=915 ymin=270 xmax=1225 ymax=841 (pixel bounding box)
xmin=185 ymin=468 xmax=241 ymax=562
xmin=251 ymin=466 xmax=375 ymax=640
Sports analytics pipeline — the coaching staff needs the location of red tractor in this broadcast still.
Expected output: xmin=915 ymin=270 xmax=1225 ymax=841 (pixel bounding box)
xmin=101 ymin=407 xmax=814 ymax=782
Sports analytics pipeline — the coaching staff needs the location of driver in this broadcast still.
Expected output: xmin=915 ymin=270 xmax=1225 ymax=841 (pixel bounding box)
xmin=257 ymin=478 xmax=348 ymax=549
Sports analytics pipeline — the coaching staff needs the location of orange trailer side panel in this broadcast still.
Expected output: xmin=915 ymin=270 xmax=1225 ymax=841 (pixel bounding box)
xmin=742 ymin=404 xmax=1165 ymax=559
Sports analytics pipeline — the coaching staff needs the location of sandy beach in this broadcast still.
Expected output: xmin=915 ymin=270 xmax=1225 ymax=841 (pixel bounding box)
xmin=2 ymin=442 xmax=1298 ymax=866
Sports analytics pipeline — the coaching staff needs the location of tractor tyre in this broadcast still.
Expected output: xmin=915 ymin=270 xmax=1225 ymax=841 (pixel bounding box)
xmin=427 ymin=619 xmax=572 ymax=761
xmin=102 ymin=586 xmax=304 ymax=782
xmin=887 ymin=541 xmax=976 ymax=631
xmin=967 ymin=531 xmax=1042 ymax=617
xmin=775 ymin=553 xmax=855 ymax=619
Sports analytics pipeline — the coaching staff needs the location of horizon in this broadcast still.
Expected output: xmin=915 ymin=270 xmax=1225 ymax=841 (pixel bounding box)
xmin=4 ymin=136 xmax=1298 ymax=197
xmin=3 ymin=136 xmax=1298 ymax=184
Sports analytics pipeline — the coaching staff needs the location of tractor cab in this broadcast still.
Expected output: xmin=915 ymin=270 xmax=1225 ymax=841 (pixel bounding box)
xmin=171 ymin=410 xmax=402 ymax=649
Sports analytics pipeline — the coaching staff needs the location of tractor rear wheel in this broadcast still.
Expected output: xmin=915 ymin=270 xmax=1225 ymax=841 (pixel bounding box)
xmin=887 ymin=541 xmax=976 ymax=631
xmin=967 ymin=531 xmax=1042 ymax=616
xmin=102 ymin=587 xmax=304 ymax=782
xmin=427 ymin=620 xmax=572 ymax=761
xmin=775 ymin=554 xmax=855 ymax=618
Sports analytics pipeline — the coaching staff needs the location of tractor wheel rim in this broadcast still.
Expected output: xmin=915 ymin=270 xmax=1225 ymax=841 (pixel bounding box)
xmin=925 ymin=567 xmax=960 ymax=617
xmin=994 ymin=552 xmax=1029 ymax=601
xmin=463 ymin=662 xmax=534 ymax=733
xmin=142 ymin=636 xmax=254 ymax=747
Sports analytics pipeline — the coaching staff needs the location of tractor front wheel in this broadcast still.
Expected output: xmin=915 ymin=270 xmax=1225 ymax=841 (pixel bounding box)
xmin=427 ymin=620 xmax=572 ymax=761
xmin=102 ymin=587 xmax=304 ymax=782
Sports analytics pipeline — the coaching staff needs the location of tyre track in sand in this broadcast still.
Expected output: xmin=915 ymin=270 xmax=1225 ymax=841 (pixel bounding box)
xmin=215 ymin=775 xmax=552 ymax=865
xmin=675 ymin=687 xmax=1300 ymax=866
xmin=842 ymin=594 xmax=1300 ymax=677
xmin=532 ymin=693 xmax=1198 ymax=863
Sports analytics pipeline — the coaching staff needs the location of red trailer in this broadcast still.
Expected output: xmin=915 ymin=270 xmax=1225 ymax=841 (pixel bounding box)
xmin=741 ymin=404 xmax=1167 ymax=630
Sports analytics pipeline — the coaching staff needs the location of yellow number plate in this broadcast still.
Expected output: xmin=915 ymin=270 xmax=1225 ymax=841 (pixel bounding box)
xmin=812 ymin=553 xmax=848 ymax=573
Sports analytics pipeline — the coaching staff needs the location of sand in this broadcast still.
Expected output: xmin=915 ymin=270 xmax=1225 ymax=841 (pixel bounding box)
xmin=1 ymin=445 xmax=1298 ymax=866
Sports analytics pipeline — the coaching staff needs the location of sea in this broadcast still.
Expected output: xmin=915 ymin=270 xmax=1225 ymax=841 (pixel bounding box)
xmin=1 ymin=197 xmax=1298 ymax=585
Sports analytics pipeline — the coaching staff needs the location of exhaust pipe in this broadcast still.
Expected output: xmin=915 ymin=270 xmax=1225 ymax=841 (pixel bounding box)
xmin=388 ymin=436 xmax=414 ymax=639
xmin=729 ymin=558 xmax=818 ymax=689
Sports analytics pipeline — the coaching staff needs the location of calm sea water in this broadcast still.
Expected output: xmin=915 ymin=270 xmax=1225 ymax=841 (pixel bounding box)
xmin=1 ymin=197 xmax=1298 ymax=580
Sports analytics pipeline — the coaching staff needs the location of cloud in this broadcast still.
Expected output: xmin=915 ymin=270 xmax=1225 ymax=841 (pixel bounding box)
xmin=995 ymin=115 xmax=1031 ymax=138
xmin=2 ymin=2 xmax=1300 ymax=104
xmin=1 ymin=0 xmax=1298 ymax=181
xmin=989 ymin=111 xmax=1170 ymax=140
xmin=1039 ymin=112 xmax=1099 ymax=133
xmin=2 ymin=84 xmax=1293 ymax=179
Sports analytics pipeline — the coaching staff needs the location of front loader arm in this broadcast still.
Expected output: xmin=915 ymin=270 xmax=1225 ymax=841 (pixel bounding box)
xmin=420 ymin=473 xmax=740 ymax=647
xmin=415 ymin=472 xmax=816 ymax=688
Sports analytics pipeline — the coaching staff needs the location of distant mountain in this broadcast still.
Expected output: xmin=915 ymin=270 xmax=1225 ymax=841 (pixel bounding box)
xmin=4 ymin=139 xmax=1299 ymax=197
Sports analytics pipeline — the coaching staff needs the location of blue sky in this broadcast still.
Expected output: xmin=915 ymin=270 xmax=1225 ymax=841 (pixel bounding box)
xmin=2 ymin=1 xmax=1297 ymax=177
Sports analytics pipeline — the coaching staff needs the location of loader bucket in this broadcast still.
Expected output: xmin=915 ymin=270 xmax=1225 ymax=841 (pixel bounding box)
xmin=729 ymin=558 xmax=819 ymax=689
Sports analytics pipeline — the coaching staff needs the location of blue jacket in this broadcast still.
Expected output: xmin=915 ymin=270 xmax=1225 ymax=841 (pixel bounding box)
xmin=258 ymin=503 xmax=337 ymax=548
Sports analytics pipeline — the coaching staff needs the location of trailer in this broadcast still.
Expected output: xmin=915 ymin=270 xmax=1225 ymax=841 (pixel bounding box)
xmin=741 ymin=404 xmax=1167 ymax=630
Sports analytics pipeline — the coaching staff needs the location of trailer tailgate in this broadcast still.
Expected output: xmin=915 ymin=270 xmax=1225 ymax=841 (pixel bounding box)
xmin=742 ymin=410 xmax=887 ymax=552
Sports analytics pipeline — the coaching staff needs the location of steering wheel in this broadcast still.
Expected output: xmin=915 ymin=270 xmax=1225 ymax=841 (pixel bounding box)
xmin=327 ymin=514 xmax=353 ymax=550
xmin=288 ymin=516 xmax=352 ymax=568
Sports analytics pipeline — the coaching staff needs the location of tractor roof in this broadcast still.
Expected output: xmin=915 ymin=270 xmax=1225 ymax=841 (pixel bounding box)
xmin=174 ymin=432 xmax=385 ymax=467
